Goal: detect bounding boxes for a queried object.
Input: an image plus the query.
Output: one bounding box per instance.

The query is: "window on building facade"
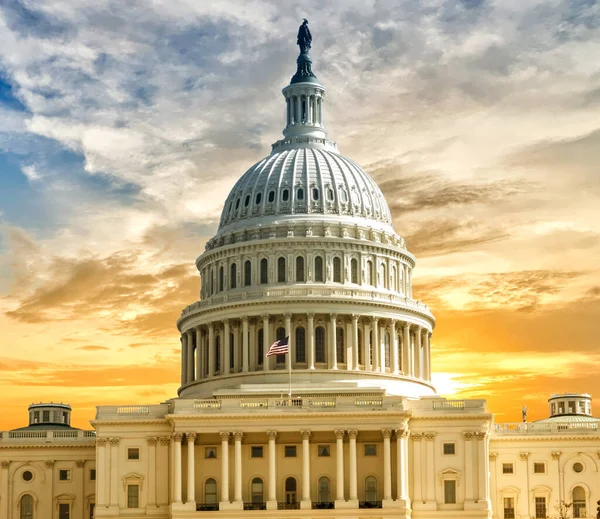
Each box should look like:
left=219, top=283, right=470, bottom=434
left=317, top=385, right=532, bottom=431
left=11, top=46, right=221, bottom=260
left=312, top=187, right=319, bottom=200
left=277, top=257, right=286, bottom=283
left=327, top=188, right=334, bottom=201
left=318, top=445, right=330, bottom=457
left=364, top=444, right=377, bottom=456
left=59, top=470, right=71, bottom=481
left=219, top=266, right=224, bottom=292
left=443, top=443, right=456, bottom=455
left=22, top=470, right=33, bottom=482
left=257, top=329, right=264, bottom=365
left=276, top=327, right=286, bottom=364
left=230, top=263, right=237, bottom=289
left=285, top=477, right=297, bottom=505
left=296, top=256, right=305, bottom=282
left=315, top=326, right=326, bottom=363
left=297, top=188, right=304, bottom=201
left=366, top=260, right=373, bottom=285
left=89, top=503, right=95, bottom=519
left=127, top=485, right=139, bottom=508
left=391, top=265, right=396, bottom=291
left=205, top=446, right=217, bottom=459
left=502, top=463, right=514, bottom=474
left=260, top=258, right=268, bottom=284
left=20, top=495, right=33, bottom=519
left=503, top=497, right=515, bottom=519
left=255, top=192, right=262, bottom=205
left=285, top=445, right=297, bottom=457
left=351, top=258, right=358, bottom=283
left=215, top=336, right=221, bottom=373
left=318, top=476, right=331, bottom=503
left=205, top=478, right=218, bottom=504
left=251, top=446, right=263, bottom=458
left=336, top=327, right=345, bottom=363
left=568, top=400, right=575, bottom=413
left=252, top=477, right=264, bottom=504
left=365, top=476, right=378, bottom=503
left=573, top=462, right=584, bottom=473
left=444, top=480, right=456, bottom=504
left=380, top=263, right=386, bottom=289
left=333, top=257, right=341, bottom=282
left=244, top=260, right=252, bottom=286
left=58, top=504, right=70, bottom=519
left=535, top=497, right=547, bottom=518
left=357, top=329, right=363, bottom=364
left=572, top=486, right=586, bottom=518
left=244, top=194, right=250, bottom=207
left=127, top=448, right=140, bottom=460
left=384, top=332, right=390, bottom=368
left=533, top=462, right=545, bottom=474
left=229, top=333, right=235, bottom=369
left=314, top=256, right=324, bottom=282
left=282, top=189, right=289, bottom=201
left=43, top=410, right=50, bottom=422
left=295, top=327, right=306, bottom=363
left=90, top=469, right=96, bottom=481
left=268, top=190, right=275, bottom=203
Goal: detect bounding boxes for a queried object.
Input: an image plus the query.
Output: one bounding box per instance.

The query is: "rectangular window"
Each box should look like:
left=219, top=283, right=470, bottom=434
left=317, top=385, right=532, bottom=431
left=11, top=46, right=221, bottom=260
left=34, top=411, right=39, bottom=423
left=58, top=503, right=70, bottom=519
left=443, top=480, right=456, bottom=504
left=90, top=469, right=96, bottom=481
left=443, top=443, right=455, bottom=455
left=318, top=445, right=330, bottom=457
left=503, top=497, right=515, bottom=519
left=364, top=444, right=377, bottom=456
left=568, top=400, right=575, bottom=413
left=502, top=463, right=514, bottom=474
left=533, top=462, right=546, bottom=474
left=535, top=497, right=547, bottom=518
left=43, top=410, right=50, bottom=422
left=89, top=503, right=95, bottom=519
left=251, top=446, right=263, bottom=458
left=127, top=448, right=140, bottom=460
left=59, top=469, right=71, bottom=481
left=284, top=445, right=297, bottom=457
left=205, top=447, right=217, bottom=459
left=127, top=484, right=139, bottom=508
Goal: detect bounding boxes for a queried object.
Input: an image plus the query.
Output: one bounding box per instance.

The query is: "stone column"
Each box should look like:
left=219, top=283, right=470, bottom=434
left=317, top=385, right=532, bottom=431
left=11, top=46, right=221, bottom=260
left=425, top=332, right=432, bottom=381
left=208, top=323, right=215, bottom=378
left=414, top=327, right=422, bottom=379
left=285, top=313, right=292, bottom=370
left=159, top=437, right=170, bottom=506
left=0, top=461, right=8, bottom=519
left=334, top=429, right=345, bottom=504
left=464, top=432, right=475, bottom=504
left=195, top=326, right=202, bottom=381
left=301, top=430, right=312, bottom=509
left=425, top=433, right=436, bottom=504
left=262, top=314, right=271, bottom=372
left=352, top=315, right=360, bottom=370
left=379, top=322, right=386, bottom=371
left=402, top=322, right=411, bottom=375
left=476, top=432, right=491, bottom=507
left=364, top=322, right=372, bottom=371
left=96, top=439, right=107, bottom=506
left=348, top=430, right=358, bottom=503
left=147, top=437, right=158, bottom=507
left=220, top=432, right=230, bottom=505
left=345, top=318, right=353, bottom=369
left=372, top=317, right=380, bottom=371
left=173, top=433, right=183, bottom=505
left=223, top=319, right=230, bottom=376
left=234, top=432, right=243, bottom=506
left=307, top=313, right=315, bottom=370
left=391, top=320, right=399, bottom=374
left=181, top=333, right=188, bottom=385
left=395, top=428, right=410, bottom=507
left=382, top=429, right=393, bottom=503
left=330, top=314, right=338, bottom=369
left=186, top=329, right=194, bottom=382
left=109, top=438, right=119, bottom=507
left=186, top=433, right=196, bottom=506
left=412, top=434, right=423, bottom=503
left=267, top=431, right=278, bottom=510
left=242, top=318, right=249, bottom=373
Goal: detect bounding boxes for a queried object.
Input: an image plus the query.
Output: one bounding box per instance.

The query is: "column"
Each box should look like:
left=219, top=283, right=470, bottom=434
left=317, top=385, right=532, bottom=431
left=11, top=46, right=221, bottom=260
left=267, top=431, right=278, bottom=509
left=414, top=326, right=422, bottom=379
left=425, top=433, right=435, bottom=503
left=208, top=323, right=215, bottom=378
left=96, top=439, right=107, bottom=506
left=307, top=313, right=315, bottom=369
left=220, top=432, right=230, bottom=504
left=352, top=315, right=359, bottom=370
left=345, top=319, right=353, bottom=370
left=403, top=323, right=411, bottom=375
left=334, top=429, right=345, bottom=503
left=173, top=433, right=183, bottom=505
left=391, top=321, right=399, bottom=374
left=301, top=431, right=312, bottom=508
left=379, top=322, right=386, bottom=371
left=382, top=429, right=392, bottom=502
left=412, top=434, right=422, bottom=503
left=364, top=322, right=372, bottom=371
left=372, top=317, right=380, bottom=371
left=147, top=437, right=158, bottom=507
left=109, top=438, right=119, bottom=507
left=285, top=313, right=292, bottom=371
left=187, top=329, right=195, bottom=382
left=262, top=314, right=271, bottom=372
left=395, top=429, right=410, bottom=506
left=185, top=433, right=196, bottom=506
left=464, top=432, right=475, bottom=504
left=348, top=430, right=358, bottom=503
left=330, top=314, right=338, bottom=369
left=424, top=332, right=431, bottom=381
left=234, top=432, right=243, bottom=505
left=476, top=432, right=490, bottom=506
left=295, top=96, right=301, bottom=124
left=196, top=327, right=202, bottom=381
left=0, top=461, right=8, bottom=519
left=181, top=333, right=188, bottom=385
left=242, top=318, right=249, bottom=372
left=306, top=96, right=312, bottom=124
left=223, top=319, right=230, bottom=376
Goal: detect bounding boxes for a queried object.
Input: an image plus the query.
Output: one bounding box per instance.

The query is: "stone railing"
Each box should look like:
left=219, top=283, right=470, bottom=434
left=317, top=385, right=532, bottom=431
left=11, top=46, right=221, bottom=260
left=95, top=403, right=170, bottom=421
left=0, top=430, right=96, bottom=443
left=412, top=398, right=487, bottom=412
left=493, top=422, right=599, bottom=435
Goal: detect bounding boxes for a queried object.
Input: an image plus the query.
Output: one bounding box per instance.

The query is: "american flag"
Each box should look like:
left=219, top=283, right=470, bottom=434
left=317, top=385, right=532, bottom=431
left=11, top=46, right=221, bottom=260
left=266, top=336, right=289, bottom=357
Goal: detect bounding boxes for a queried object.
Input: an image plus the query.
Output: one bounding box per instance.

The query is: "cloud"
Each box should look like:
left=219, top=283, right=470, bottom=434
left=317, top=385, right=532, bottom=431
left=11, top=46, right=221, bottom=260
left=76, top=345, right=110, bottom=351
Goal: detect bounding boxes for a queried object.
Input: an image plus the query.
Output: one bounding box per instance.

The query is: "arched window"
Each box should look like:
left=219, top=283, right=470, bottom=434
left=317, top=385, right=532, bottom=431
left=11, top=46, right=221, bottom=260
left=260, top=258, right=268, bottom=284
left=384, top=332, right=390, bottom=369
left=244, top=195, right=250, bottom=207
left=277, top=257, right=286, bottom=283
left=365, top=476, right=378, bottom=504
left=318, top=476, right=331, bottom=503
left=215, top=336, right=221, bottom=373
left=295, top=327, right=306, bottom=363
left=315, top=326, right=326, bottom=363
left=219, top=266, right=224, bottom=292
left=276, top=327, right=286, bottom=364
left=380, top=263, right=386, bottom=289
left=205, top=478, right=218, bottom=505
left=229, top=333, right=235, bottom=370
left=312, top=188, right=319, bottom=200
left=244, top=260, right=252, bottom=286
left=210, top=268, right=215, bottom=295
left=257, top=329, right=264, bottom=366
left=366, top=260, right=373, bottom=285
left=391, top=265, right=397, bottom=292
left=358, top=329, right=363, bottom=365
left=268, top=190, right=275, bottom=203
left=285, top=477, right=297, bottom=505
left=351, top=258, right=358, bottom=284
left=251, top=477, right=264, bottom=504
left=235, top=198, right=241, bottom=210
left=230, top=263, right=237, bottom=289
left=314, top=256, right=324, bottom=282
left=20, top=495, right=33, bottom=519
left=327, top=188, right=334, bottom=201
left=297, top=188, right=304, bottom=201
left=398, top=332, right=403, bottom=372
left=255, top=192, right=262, bottom=205
left=573, top=486, right=586, bottom=518
left=333, top=257, right=342, bottom=283
left=296, top=256, right=305, bottom=282
left=336, top=327, right=345, bottom=363
left=282, top=189, right=289, bottom=201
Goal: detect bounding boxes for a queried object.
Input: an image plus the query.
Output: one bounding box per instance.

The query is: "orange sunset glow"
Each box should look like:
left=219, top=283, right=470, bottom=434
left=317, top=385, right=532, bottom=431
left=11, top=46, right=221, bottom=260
left=1, top=1, right=599, bottom=431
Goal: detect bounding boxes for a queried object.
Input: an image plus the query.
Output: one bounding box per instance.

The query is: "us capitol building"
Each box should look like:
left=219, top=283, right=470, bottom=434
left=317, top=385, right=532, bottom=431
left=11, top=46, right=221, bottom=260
left=1, top=21, right=599, bottom=519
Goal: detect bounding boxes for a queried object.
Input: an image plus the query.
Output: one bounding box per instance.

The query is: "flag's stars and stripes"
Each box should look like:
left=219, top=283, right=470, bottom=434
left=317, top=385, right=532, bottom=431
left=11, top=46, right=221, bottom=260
left=266, top=336, right=289, bottom=357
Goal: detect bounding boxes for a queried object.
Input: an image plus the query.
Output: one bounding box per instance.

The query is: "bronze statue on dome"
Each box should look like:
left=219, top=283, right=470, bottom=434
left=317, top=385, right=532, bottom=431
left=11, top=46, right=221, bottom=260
left=297, top=19, right=312, bottom=54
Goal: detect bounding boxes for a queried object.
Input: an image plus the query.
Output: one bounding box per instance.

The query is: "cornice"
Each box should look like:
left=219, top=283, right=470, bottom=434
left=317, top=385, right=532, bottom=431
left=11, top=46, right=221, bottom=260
left=166, top=410, right=412, bottom=422
left=490, top=434, right=600, bottom=442
left=90, top=419, right=169, bottom=426
left=410, top=414, right=494, bottom=421
left=0, top=443, right=95, bottom=450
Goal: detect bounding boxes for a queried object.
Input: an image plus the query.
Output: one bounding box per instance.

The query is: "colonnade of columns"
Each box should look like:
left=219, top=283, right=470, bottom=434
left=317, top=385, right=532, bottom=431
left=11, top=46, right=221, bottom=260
left=180, top=314, right=432, bottom=386
left=286, top=93, right=323, bottom=126
left=171, top=427, right=412, bottom=510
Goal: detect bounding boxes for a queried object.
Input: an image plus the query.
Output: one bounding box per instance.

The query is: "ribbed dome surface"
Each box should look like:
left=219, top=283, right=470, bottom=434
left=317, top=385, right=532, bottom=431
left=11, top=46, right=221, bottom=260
left=218, top=147, right=393, bottom=231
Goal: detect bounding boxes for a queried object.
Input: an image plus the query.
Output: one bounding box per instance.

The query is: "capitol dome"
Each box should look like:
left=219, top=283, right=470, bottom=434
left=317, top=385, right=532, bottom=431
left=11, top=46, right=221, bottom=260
left=177, top=33, right=435, bottom=401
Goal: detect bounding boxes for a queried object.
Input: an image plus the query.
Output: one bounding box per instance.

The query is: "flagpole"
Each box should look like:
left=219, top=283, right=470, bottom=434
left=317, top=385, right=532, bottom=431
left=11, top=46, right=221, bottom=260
left=288, top=349, right=292, bottom=401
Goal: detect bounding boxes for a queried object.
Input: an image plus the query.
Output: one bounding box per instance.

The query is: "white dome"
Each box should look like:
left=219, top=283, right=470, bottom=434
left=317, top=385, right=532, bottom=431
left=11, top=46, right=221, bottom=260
left=218, top=147, right=394, bottom=234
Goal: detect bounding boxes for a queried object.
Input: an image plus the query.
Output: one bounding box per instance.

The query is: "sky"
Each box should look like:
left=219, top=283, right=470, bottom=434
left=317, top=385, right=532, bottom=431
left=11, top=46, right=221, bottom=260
left=0, top=0, right=599, bottom=430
